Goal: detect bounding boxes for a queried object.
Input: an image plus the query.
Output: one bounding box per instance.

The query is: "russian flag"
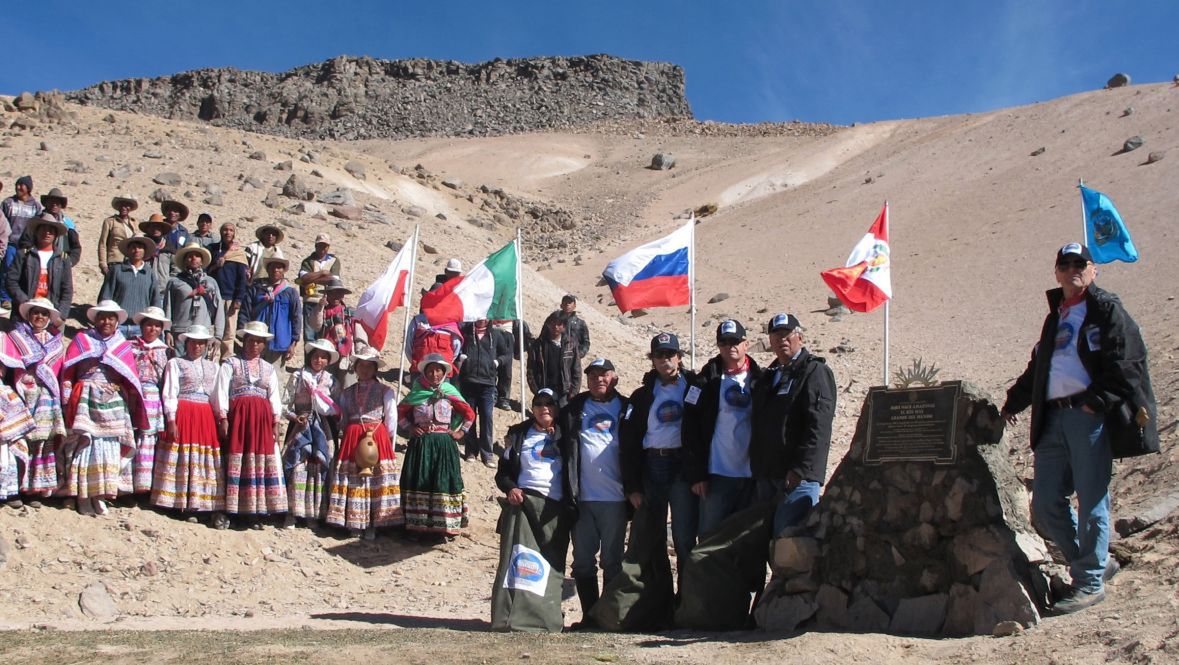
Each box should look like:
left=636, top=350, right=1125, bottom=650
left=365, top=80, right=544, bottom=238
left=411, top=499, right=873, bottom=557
left=602, top=221, right=692, bottom=313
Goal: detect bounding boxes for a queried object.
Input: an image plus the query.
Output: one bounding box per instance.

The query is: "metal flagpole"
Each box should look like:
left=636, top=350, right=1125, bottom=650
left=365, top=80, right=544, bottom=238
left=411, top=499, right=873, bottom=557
left=516, top=228, right=526, bottom=421
left=395, top=225, right=420, bottom=393
left=1078, top=178, right=1087, bottom=242
left=688, top=215, right=697, bottom=370
left=882, top=202, right=890, bottom=387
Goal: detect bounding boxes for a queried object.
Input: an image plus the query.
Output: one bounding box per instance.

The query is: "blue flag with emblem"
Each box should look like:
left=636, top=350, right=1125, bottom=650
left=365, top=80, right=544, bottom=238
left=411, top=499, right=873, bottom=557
left=1080, top=185, right=1138, bottom=264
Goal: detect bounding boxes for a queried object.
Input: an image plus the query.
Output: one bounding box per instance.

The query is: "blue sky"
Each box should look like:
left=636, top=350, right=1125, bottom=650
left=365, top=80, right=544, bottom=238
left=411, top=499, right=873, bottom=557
left=7, top=1, right=1179, bottom=125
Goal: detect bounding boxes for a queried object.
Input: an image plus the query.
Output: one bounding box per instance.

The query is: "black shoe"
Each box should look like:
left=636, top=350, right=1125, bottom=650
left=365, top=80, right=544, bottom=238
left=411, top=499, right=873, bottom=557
left=495, top=399, right=512, bottom=410
left=1053, top=587, right=1106, bottom=614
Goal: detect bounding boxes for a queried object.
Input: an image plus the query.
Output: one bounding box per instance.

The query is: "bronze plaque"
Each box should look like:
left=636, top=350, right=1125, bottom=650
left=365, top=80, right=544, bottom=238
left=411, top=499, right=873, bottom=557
left=863, top=382, right=962, bottom=465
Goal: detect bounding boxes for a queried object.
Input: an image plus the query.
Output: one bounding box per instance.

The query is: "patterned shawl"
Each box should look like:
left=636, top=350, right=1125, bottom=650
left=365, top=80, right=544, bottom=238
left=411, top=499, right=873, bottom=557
left=397, top=378, right=475, bottom=429
left=62, top=329, right=147, bottom=428
left=6, top=323, right=66, bottom=400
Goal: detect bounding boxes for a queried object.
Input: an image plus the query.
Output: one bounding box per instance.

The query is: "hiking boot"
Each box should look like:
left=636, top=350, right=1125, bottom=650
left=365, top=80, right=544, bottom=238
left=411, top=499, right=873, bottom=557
left=1104, top=558, right=1120, bottom=582
left=1053, top=587, right=1106, bottom=614
left=496, top=399, right=512, bottom=411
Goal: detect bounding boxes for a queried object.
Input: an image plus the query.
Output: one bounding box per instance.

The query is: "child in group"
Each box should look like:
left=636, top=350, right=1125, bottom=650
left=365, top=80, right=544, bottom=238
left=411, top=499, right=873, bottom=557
left=282, top=339, right=340, bottom=529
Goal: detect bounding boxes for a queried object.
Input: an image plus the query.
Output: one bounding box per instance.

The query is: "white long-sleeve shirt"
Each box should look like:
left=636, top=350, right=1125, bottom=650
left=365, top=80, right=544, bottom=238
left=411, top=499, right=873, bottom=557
left=161, top=356, right=219, bottom=419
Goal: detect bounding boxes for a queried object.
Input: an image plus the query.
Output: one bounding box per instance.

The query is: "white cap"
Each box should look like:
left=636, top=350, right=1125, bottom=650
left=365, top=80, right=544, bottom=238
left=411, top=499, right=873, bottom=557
left=445, top=258, right=462, bottom=273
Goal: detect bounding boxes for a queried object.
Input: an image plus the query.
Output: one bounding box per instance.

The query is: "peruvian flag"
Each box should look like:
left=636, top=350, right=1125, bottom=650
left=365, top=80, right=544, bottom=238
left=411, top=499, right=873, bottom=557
left=356, top=235, right=415, bottom=350
left=420, top=241, right=519, bottom=325
left=820, top=203, right=892, bottom=313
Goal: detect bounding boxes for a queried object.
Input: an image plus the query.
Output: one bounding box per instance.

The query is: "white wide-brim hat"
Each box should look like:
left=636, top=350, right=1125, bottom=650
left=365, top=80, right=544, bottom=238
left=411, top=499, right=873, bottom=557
left=416, top=352, right=453, bottom=375
left=173, top=241, right=212, bottom=269
left=305, top=339, right=341, bottom=365
left=87, top=300, right=129, bottom=325
left=236, top=320, right=274, bottom=340
left=18, top=297, right=62, bottom=327
left=349, top=347, right=385, bottom=370
left=179, top=325, right=215, bottom=343
left=131, top=306, right=171, bottom=329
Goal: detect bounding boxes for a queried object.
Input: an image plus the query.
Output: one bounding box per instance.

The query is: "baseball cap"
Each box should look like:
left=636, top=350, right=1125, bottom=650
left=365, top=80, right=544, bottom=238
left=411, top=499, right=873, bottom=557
left=584, top=357, right=616, bottom=373
left=716, top=319, right=746, bottom=342
left=1056, top=243, right=1093, bottom=264
left=650, top=332, right=681, bottom=353
left=445, top=258, right=462, bottom=273
left=768, top=313, right=802, bottom=334
left=532, top=388, right=557, bottom=405
left=315, top=233, right=331, bottom=245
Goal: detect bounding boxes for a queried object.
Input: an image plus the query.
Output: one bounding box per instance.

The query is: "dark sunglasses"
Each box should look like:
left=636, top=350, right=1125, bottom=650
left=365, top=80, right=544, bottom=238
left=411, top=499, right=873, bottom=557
left=651, top=350, right=679, bottom=359
left=1056, top=260, right=1090, bottom=271
left=717, top=338, right=744, bottom=347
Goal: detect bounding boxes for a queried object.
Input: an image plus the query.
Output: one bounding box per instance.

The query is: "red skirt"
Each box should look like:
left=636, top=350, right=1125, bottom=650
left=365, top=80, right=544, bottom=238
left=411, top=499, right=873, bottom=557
left=226, top=395, right=276, bottom=455
left=338, top=423, right=395, bottom=462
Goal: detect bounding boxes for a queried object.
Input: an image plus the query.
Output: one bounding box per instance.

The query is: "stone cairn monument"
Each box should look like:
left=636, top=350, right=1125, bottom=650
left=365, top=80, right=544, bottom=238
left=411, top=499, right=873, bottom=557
left=755, top=381, right=1054, bottom=636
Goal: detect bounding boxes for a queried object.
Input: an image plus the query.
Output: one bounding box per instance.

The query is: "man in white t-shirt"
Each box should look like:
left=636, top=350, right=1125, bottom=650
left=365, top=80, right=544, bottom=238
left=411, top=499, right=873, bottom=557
left=683, top=319, right=762, bottom=539
left=559, top=357, right=629, bottom=628
left=1002, top=243, right=1158, bottom=615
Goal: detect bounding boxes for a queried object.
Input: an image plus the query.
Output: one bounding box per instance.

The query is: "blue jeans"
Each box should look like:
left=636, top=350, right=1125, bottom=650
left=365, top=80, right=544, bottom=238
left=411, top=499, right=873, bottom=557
left=1032, top=407, right=1112, bottom=593
left=303, top=301, right=320, bottom=342
left=118, top=323, right=142, bottom=339
left=642, top=451, right=699, bottom=561
left=757, top=478, right=822, bottom=538
left=0, top=245, right=15, bottom=302
left=460, top=381, right=497, bottom=461
left=572, top=500, right=628, bottom=584
left=697, top=474, right=754, bottom=539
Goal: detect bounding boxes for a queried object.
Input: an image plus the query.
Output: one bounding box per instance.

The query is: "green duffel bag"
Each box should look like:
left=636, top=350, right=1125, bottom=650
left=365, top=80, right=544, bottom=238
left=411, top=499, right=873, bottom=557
left=674, top=501, right=775, bottom=631
left=589, top=502, right=675, bottom=632
left=490, top=495, right=571, bottom=633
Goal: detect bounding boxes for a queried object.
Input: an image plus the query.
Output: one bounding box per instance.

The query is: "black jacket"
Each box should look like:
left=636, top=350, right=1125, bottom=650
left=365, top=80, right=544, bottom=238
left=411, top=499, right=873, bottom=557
left=496, top=418, right=575, bottom=506
left=1003, top=284, right=1158, bottom=457
left=527, top=336, right=576, bottom=400
left=560, top=311, right=591, bottom=359
left=458, top=324, right=512, bottom=386
left=7, top=245, right=73, bottom=319
left=559, top=390, right=630, bottom=499
left=619, top=367, right=697, bottom=495
left=682, top=355, right=762, bottom=484
left=749, top=348, right=836, bottom=483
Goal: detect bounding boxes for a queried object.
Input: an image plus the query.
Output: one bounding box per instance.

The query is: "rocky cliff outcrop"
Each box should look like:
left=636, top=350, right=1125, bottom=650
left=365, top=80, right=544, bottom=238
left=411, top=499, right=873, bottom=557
left=66, top=54, right=692, bottom=140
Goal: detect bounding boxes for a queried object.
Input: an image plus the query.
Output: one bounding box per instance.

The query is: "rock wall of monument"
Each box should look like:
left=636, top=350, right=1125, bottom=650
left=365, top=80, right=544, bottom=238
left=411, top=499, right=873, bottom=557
left=65, top=54, right=693, bottom=140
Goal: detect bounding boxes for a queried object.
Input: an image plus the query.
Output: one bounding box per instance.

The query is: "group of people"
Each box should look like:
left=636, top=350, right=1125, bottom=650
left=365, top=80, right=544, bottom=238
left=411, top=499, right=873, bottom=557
left=494, top=314, right=838, bottom=629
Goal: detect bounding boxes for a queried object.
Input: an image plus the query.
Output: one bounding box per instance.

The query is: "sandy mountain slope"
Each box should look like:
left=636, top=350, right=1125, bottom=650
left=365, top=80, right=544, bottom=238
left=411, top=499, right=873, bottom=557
left=0, top=84, right=1177, bottom=663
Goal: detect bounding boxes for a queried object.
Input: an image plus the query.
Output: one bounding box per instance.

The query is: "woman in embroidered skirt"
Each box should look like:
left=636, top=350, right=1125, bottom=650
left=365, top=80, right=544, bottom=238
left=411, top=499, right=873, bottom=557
left=5, top=297, right=67, bottom=505
left=213, top=320, right=286, bottom=527
left=398, top=352, right=474, bottom=542
left=282, top=339, right=340, bottom=529
left=325, top=347, right=402, bottom=539
left=127, top=307, right=172, bottom=495
left=61, top=300, right=147, bottom=516
left=154, top=324, right=227, bottom=528
left=0, top=332, right=35, bottom=506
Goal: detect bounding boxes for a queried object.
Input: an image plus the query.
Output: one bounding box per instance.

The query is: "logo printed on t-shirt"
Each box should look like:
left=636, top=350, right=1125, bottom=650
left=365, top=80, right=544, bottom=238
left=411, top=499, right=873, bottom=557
left=1055, top=322, right=1075, bottom=350
left=584, top=412, right=617, bottom=433
left=525, top=435, right=560, bottom=461
left=654, top=399, right=683, bottom=424
left=723, top=383, right=751, bottom=408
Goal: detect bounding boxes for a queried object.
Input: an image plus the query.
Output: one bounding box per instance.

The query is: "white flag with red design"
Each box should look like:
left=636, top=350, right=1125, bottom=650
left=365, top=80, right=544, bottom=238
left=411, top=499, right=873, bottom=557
left=356, top=235, right=415, bottom=350
left=820, top=203, right=892, bottom=313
